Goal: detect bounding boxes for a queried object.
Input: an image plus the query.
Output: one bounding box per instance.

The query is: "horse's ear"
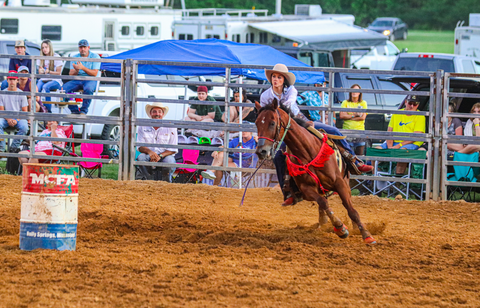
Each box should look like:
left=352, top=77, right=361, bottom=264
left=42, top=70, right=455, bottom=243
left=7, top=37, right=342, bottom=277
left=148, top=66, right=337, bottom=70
left=272, top=98, right=279, bottom=110
left=254, top=101, right=261, bottom=112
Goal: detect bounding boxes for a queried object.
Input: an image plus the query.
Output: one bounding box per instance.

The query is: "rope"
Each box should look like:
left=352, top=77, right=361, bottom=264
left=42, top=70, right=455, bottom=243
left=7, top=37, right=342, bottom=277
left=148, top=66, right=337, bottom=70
left=239, top=158, right=266, bottom=207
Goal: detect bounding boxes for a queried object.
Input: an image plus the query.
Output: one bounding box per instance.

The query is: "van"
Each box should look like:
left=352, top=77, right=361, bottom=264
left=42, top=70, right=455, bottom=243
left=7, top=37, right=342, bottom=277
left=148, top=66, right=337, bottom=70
left=392, top=53, right=480, bottom=73
left=350, top=41, right=400, bottom=70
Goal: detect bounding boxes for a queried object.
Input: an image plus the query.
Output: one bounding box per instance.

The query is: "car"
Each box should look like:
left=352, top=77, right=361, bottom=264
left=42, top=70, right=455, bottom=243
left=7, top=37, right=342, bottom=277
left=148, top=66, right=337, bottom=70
left=350, top=41, right=401, bottom=70
left=0, top=40, right=40, bottom=74
left=367, top=17, right=408, bottom=42
left=392, top=52, right=480, bottom=73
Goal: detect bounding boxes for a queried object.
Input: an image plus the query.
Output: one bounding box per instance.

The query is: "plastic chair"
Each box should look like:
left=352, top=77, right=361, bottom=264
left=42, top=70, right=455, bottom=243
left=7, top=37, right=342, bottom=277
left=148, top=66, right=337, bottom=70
left=447, top=152, right=480, bottom=201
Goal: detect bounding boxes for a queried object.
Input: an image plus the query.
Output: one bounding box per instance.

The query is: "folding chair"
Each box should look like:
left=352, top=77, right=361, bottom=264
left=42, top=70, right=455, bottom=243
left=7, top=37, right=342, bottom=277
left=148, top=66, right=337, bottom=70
left=73, top=143, right=109, bottom=178
left=447, top=152, right=480, bottom=202
left=44, top=124, right=75, bottom=164
left=368, top=148, right=427, bottom=200
left=172, top=149, right=203, bottom=184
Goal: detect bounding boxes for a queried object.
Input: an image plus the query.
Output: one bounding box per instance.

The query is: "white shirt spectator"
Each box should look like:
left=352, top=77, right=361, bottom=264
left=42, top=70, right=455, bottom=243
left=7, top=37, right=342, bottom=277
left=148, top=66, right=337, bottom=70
left=137, top=126, right=178, bottom=155
left=36, top=54, right=64, bottom=86
left=260, top=86, right=300, bottom=116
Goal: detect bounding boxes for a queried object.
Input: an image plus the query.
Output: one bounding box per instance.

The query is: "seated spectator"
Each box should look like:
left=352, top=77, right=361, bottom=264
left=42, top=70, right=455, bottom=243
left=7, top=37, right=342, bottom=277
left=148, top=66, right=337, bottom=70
left=16, top=66, right=46, bottom=113
left=201, top=128, right=257, bottom=186
left=458, top=102, right=480, bottom=154
left=184, top=86, right=222, bottom=122
left=1, top=40, right=32, bottom=90
left=37, top=39, right=64, bottom=113
left=446, top=102, right=464, bottom=156
left=376, top=95, right=425, bottom=150
left=339, top=84, right=367, bottom=155
left=0, top=71, right=28, bottom=152
left=222, top=90, right=255, bottom=123
left=18, top=120, right=66, bottom=165
left=137, top=102, right=178, bottom=182
left=297, top=79, right=335, bottom=125
left=63, top=39, right=100, bottom=115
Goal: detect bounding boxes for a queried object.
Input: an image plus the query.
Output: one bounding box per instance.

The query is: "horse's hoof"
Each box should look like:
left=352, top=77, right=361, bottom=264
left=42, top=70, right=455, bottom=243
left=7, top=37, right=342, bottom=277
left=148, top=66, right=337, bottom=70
left=364, top=236, right=377, bottom=244
left=333, top=224, right=349, bottom=239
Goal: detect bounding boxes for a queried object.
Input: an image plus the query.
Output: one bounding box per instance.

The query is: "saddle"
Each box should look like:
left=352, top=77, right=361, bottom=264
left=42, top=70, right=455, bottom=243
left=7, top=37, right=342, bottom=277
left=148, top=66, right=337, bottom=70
left=306, top=126, right=345, bottom=174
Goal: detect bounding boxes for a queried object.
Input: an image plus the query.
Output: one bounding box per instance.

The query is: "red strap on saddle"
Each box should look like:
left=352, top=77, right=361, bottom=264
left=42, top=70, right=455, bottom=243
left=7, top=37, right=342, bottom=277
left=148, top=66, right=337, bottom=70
left=284, top=134, right=335, bottom=194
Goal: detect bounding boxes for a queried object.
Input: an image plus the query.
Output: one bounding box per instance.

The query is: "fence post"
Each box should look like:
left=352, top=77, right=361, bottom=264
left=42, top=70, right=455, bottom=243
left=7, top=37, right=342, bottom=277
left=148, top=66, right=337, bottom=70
left=222, top=68, right=231, bottom=173
left=432, top=69, right=444, bottom=200
left=440, top=72, right=450, bottom=200
left=128, top=61, right=138, bottom=181
left=122, top=59, right=133, bottom=181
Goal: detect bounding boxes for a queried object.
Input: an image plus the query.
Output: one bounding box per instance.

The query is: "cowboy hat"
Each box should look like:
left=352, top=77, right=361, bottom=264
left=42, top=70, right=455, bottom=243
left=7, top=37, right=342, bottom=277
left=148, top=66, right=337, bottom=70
left=145, top=102, right=169, bottom=118
left=265, top=63, right=296, bottom=86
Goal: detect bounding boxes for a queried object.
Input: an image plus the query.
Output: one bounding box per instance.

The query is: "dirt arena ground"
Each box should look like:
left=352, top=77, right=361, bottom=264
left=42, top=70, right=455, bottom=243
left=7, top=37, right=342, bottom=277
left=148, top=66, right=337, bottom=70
left=1, top=174, right=480, bottom=307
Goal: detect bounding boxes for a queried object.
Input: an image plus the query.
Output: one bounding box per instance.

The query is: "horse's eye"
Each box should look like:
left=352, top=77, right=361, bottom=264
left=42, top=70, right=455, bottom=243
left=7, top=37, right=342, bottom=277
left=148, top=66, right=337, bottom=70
left=270, top=121, right=275, bottom=127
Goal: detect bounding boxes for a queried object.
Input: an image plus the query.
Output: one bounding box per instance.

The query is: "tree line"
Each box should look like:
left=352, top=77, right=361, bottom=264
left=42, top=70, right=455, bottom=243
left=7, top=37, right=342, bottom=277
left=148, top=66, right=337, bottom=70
left=179, top=0, right=480, bottom=30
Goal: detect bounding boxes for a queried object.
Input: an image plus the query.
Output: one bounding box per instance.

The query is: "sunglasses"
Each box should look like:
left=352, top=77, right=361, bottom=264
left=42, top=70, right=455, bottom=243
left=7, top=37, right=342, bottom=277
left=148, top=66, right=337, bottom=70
left=407, top=101, right=419, bottom=106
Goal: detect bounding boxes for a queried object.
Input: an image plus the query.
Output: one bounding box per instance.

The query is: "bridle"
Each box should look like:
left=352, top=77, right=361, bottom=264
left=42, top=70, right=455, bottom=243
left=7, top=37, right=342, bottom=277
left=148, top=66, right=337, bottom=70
left=257, top=109, right=292, bottom=157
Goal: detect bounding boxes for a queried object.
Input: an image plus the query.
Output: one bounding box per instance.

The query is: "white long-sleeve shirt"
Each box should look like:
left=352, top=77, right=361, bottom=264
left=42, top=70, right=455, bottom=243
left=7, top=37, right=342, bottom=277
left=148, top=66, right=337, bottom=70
left=137, top=126, right=178, bottom=154
left=259, top=86, right=300, bottom=116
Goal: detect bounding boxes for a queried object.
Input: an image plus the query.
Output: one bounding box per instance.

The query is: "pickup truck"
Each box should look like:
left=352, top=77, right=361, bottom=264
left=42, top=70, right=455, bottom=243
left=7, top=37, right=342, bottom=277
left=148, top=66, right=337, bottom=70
left=392, top=53, right=480, bottom=73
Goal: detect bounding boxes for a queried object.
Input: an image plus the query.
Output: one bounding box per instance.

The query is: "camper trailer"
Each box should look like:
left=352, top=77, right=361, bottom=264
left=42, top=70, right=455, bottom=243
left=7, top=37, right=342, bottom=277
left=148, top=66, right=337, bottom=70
left=172, top=5, right=387, bottom=68
left=455, top=13, right=480, bottom=57
left=0, top=0, right=180, bottom=53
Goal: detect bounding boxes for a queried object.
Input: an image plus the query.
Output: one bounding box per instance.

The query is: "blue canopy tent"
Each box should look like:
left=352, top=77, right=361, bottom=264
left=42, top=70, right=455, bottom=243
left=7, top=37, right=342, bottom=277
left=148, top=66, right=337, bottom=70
left=101, top=39, right=324, bottom=84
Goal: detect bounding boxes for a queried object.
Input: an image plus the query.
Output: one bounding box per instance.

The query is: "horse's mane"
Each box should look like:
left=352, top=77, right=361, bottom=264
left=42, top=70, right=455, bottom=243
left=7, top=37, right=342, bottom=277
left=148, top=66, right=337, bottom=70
left=257, top=102, right=311, bottom=130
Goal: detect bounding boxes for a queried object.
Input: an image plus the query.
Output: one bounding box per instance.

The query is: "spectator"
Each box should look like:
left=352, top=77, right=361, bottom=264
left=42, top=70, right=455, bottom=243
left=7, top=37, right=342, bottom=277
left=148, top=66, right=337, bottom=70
left=201, top=128, right=257, bottom=186
left=339, top=84, right=367, bottom=155
left=222, top=90, right=255, bottom=123
left=296, top=79, right=335, bottom=125
left=376, top=95, right=425, bottom=150
left=458, top=102, right=480, bottom=154
left=0, top=71, right=28, bottom=152
left=1, top=40, right=32, bottom=90
left=446, top=102, right=464, bottom=156
left=185, top=86, right=222, bottom=122
left=63, top=39, right=100, bottom=115
left=37, top=39, right=64, bottom=113
left=137, top=102, right=178, bottom=182
left=17, top=66, right=46, bottom=113
left=18, top=120, right=66, bottom=165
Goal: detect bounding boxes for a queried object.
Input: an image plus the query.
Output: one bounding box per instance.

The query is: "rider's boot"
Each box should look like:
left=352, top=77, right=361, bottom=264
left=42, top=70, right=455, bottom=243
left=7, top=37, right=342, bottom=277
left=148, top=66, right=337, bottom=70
left=337, top=146, right=373, bottom=174
left=281, top=175, right=303, bottom=206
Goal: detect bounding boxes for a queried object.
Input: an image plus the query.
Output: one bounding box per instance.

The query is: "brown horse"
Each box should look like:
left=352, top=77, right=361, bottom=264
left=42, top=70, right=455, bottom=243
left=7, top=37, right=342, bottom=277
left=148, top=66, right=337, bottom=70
left=254, top=99, right=376, bottom=244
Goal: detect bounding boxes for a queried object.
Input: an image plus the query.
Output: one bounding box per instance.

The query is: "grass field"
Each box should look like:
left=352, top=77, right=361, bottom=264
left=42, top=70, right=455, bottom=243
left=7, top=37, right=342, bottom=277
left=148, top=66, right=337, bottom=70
left=393, top=30, right=454, bottom=54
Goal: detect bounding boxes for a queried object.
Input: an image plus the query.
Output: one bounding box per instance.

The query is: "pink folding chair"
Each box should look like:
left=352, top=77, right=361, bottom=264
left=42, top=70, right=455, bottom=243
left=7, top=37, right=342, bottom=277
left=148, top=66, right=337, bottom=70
left=76, top=143, right=108, bottom=178
left=172, top=149, right=202, bottom=183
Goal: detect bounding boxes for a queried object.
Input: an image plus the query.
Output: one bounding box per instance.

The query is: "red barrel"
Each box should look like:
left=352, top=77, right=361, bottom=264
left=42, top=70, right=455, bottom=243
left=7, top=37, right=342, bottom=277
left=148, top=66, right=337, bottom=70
left=22, top=164, right=79, bottom=194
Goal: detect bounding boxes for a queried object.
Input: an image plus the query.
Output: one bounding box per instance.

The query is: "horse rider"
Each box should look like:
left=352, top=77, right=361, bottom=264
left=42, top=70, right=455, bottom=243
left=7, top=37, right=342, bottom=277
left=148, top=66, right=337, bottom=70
left=259, top=63, right=373, bottom=206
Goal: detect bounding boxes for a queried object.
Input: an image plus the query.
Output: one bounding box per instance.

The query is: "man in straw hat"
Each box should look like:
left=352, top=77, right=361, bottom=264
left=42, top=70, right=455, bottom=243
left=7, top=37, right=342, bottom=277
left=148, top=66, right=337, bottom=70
left=1, top=40, right=32, bottom=90
left=136, top=102, right=178, bottom=182
left=260, top=63, right=372, bottom=206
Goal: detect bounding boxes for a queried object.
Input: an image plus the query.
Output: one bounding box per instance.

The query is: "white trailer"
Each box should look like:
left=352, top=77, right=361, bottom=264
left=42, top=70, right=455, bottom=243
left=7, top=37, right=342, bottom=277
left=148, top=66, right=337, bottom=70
left=455, top=13, right=480, bottom=57
left=0, top=0, right=180, bottom=53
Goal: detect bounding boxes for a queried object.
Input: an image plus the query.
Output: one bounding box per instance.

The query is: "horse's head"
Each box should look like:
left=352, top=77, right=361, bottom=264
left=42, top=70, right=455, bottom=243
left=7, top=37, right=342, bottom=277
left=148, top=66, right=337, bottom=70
left=254, top=98, right=281, bottom=160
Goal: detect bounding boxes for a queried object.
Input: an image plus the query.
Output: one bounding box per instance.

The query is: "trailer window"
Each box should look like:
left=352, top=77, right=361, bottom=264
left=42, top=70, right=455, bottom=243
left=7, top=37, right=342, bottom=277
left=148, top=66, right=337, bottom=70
left=187, top=34, right=193, bottom=40
left=150, top=26, right=159, bottom=36
left=179, top=34, right=185, bottom=40
left=250, top=33, right=255, bottom=43
left=41, top=26, right=62, bottom=41
left=136, top=26, right=145, bottom=36
left=259, top=32, right=268, bottom=44
left=121, top=26, right=130, bottom=36
left=1, top=19, right=19, bottom=34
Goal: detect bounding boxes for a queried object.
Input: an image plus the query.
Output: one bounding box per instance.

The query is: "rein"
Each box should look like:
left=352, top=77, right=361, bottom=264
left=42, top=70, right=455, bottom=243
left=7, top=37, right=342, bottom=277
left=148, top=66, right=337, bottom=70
left=240, top=109, right=291, bottom=207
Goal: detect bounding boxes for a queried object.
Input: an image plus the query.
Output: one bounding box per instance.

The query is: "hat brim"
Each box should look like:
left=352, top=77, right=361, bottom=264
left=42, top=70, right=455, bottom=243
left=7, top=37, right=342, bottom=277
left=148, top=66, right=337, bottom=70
left=265, top=69, right=296, bottom=86
left=146, top=104, right=169, bottom=118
